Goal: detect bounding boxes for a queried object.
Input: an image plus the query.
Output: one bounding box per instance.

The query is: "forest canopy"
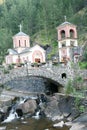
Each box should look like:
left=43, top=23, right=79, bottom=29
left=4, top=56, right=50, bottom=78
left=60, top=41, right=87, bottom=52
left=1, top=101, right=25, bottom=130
left=0, top=0, right=87, bottom=63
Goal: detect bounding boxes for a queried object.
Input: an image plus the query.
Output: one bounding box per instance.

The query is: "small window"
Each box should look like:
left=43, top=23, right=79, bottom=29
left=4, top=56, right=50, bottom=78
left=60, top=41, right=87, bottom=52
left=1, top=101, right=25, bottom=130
left=62, top=43, right=66, bottom=47
left=61, top=73, right=67, bottom=78
left=25, top=40, right=26, bottom=47
left=70, top=41, right=75, bottom=47
left=19, top=40, right=21, bottom=47
left=62, top=41, right=66, bottom=47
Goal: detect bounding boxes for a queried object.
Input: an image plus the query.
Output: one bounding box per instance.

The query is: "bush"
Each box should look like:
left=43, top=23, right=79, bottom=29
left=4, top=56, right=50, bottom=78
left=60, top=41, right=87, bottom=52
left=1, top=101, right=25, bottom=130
left=74, top=97, right=85, bottom=113
left=73, top=75, right=83, bottom=90
left=3, top=68, right=9, bottom=74
left=31, top=62, right=39, bottom=67
left=0, top=84, right=4, bottom=88
left=65, top=79, right=75, bottom=95
left=41, top=62, right=46, bottom=65
left=79, top=105, right=85, bottom=113
left=8, top=64, right=14, bottom=70
left=79, top=62, right=87, bottom=69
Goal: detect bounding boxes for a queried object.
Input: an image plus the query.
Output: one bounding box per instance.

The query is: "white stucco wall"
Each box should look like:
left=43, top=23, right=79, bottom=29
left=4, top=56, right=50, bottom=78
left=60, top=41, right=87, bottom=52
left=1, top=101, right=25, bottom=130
left=29, top=45, right=46, bottom=63
left=58, top=38, right=78, bottom=62
left=17, top=45, right=46, bottom=63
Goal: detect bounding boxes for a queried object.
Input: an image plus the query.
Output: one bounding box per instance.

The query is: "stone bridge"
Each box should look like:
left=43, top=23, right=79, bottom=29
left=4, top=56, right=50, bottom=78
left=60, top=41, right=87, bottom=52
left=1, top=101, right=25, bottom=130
left=0, top=65, right=74, bottom=87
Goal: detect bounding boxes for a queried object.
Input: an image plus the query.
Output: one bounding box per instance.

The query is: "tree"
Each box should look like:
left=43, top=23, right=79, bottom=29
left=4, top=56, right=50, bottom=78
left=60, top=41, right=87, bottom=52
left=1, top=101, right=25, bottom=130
left=82, top=43, right=87, bottom=62
left=0, top=0, right=86, bottom=64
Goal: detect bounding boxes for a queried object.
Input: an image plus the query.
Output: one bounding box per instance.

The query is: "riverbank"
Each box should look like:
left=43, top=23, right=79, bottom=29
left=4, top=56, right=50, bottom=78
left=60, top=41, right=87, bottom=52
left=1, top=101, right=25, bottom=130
left=0, top=90, right=87, bottom=130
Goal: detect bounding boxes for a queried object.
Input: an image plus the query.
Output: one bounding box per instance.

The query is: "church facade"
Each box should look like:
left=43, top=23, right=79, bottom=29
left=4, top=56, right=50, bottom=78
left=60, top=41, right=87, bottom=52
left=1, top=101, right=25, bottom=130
left=5, top=25, right=46, bottom=65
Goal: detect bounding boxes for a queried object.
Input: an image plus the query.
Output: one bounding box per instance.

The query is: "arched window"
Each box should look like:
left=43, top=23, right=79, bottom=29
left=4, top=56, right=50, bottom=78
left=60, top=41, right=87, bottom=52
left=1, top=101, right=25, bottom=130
left=70, top=29, right=74, bottom=38
left=61, top=30, right=65, bottom=39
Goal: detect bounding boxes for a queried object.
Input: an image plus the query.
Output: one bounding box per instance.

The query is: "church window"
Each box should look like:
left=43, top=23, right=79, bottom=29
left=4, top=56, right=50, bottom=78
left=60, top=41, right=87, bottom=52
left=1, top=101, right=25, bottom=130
left=25, top=40, right=26, bottom=47
left=70, top=41, right=75, bottom=46
left=70, top=29, right=74, bottom=38
left=61, top=30, right=65, bottom=39
left=19, top=40, right=21, bottom=47
left=62, top=41, right=66, bottom=47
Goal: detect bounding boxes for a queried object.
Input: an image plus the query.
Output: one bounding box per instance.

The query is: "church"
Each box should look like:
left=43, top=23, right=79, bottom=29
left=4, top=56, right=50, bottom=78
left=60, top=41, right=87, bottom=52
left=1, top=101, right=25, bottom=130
left=5, top=19, right=81, bottom=65
left=5, top=25, right=46, bottom=65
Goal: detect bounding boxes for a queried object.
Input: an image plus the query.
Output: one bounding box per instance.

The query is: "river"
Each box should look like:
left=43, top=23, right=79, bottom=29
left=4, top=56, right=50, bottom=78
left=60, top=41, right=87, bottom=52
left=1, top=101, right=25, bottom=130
left=1, top=76, right=70, bottom=130
left=0, top=118, right=70, bottom=130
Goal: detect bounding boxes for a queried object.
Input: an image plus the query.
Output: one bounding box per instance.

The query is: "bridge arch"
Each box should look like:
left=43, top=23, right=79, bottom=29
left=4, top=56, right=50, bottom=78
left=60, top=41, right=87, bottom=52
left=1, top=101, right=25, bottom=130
left=4, top=75, right=64, bottom=95
left=0, top=66, right=72, bottom=94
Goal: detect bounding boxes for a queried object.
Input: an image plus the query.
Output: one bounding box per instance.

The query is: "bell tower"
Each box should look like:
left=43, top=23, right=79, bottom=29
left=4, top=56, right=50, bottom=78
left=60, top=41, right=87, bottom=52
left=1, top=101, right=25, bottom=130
left=13, top=24, right=30, bottom=53
left=57, top=18, right=78, bottom=63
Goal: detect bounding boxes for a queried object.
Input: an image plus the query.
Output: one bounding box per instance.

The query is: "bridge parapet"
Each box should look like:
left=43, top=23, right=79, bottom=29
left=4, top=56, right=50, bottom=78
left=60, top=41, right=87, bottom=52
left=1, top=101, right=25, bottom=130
left=0, top=65, right=74, bottom=87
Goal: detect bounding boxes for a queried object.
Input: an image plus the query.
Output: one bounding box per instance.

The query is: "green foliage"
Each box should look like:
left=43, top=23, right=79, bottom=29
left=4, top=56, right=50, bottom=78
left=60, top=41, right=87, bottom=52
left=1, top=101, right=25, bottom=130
left=76, top=76, right=83, bottom=82
left=47, top=41, right=58, bottom=60
left=6, top=86, right=12, bottom=90
left=70, top=7, right=87, bottom=46
left=8, top=64, right=14, bottom=70
left=79, top=105, right=85, bottom=113
left=0, top=83, right=4, bottom=88
left=79, top=62, right=87, bottom=69
left=0, top=83, right=4, bottom=94
left=0, top=28, right=12, bottom=64
left=65, top=79, right=75, bottom=95
left=33, top=62, right=38, bottom=65
left=31, top=62, right=39, bottom=67
left=65, top=77, right=85, bottom=113
left=3, top=68, right=9, bottom=74
left=82, top=45, right=87, bottom=62
left=74, top=96, right=85, bottom=113
left=0, top=0, right=86, bottom=64
left=73, top=75, right=83, bottom=90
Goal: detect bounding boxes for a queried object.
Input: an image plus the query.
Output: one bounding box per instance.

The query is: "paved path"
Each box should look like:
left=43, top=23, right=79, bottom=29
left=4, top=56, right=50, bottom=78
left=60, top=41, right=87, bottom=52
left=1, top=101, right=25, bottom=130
left=1, top=90, right=43, bottom=98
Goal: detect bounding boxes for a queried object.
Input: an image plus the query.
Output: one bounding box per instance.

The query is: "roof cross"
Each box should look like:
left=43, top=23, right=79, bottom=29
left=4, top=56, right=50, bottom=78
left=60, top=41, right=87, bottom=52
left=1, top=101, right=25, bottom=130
left=18, top=24, right=22, bottom=32
left=64, top=16, right=67, bottom=22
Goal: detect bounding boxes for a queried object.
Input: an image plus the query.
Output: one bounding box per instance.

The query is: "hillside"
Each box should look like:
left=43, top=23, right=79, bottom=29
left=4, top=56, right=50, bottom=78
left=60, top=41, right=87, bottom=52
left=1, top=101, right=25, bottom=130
left=0, top=0, right=87, bottom=63
left=70, top=7, right=87, bottom=45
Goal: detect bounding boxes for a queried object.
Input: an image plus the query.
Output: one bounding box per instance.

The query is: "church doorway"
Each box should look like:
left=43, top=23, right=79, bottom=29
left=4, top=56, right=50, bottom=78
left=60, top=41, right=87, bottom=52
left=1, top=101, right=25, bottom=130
left=35, top=58, right=41, bottom=63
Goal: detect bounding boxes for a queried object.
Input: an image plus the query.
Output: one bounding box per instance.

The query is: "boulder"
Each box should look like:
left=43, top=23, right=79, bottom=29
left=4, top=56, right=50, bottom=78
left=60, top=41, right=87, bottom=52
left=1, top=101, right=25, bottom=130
left=53, top=121, right=64, bottom=128
left=0, top=126, right=6, bottom=130
left=70, top=123, right=86, bottom=130
left=44, top=96, right=61, bottom=119
left=70, top=113, right=87, bottom=130
left=16, top=99, right=37, bottom=114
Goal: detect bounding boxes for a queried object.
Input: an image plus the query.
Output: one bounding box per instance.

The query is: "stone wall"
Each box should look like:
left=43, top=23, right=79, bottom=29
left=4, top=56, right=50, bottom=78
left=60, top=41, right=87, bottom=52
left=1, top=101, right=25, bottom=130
left=5, top=77, right=47, bottom=93
left=0, top=65, right=74, bottom=87
left=0, top=65, right=87, bottom=91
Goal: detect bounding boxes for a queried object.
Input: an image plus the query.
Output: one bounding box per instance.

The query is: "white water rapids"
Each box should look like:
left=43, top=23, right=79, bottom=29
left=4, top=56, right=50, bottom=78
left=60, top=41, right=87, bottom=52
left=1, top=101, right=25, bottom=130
left=2, top=96, right=40, bottom=123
